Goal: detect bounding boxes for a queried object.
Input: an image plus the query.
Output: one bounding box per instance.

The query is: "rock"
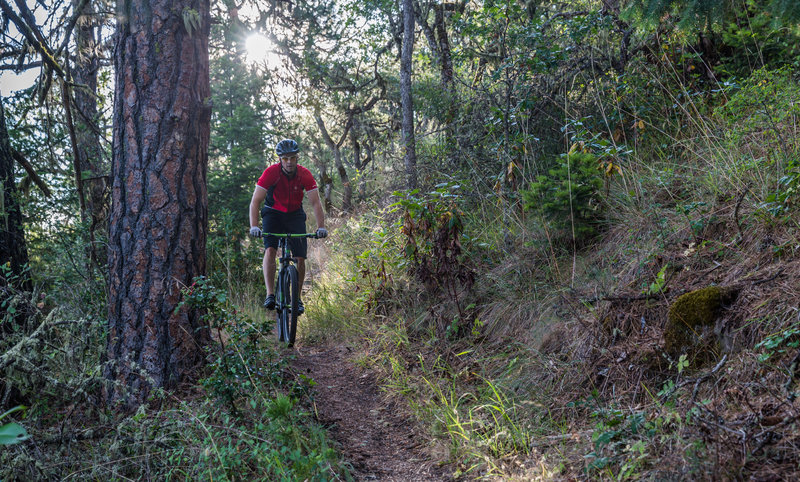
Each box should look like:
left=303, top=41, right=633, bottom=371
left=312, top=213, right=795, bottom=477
left=664, top=286, right=739, bottom=362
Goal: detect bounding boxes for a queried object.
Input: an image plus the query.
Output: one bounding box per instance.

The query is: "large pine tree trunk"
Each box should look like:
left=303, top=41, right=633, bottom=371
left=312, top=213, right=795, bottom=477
left=106, top=0, right=211, bottom=408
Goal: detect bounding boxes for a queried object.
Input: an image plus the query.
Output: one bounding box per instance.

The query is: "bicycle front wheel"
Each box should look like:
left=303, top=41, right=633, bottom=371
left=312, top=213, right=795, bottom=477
left=277, top=268, right=289, bottom=343
left=277, top=265, right=300, bottom=347
left=284, top=264, right=300, bottom=347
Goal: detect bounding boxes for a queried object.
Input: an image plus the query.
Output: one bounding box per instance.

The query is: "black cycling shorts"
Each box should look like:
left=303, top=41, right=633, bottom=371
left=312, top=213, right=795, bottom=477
left=261, top=207, right=308, bottom=258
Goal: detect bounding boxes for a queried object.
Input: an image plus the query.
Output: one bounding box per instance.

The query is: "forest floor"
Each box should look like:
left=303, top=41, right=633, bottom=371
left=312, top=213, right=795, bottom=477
left=290, top=343, right=454, bottom=481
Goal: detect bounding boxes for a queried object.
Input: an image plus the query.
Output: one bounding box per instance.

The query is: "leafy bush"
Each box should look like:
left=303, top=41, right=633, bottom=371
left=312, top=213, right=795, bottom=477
left=719, top=2, right=800, bottom=77
left=761, top=156, right=800, bottom=216
left=755, top=321, right=800, bottom=362
left=207, top=208, right=264, bottom=301
left=172, top=277, right=346, bottom=479
left=716, top=66, right=800, bottom=139
left=584, top=405, right=654, bottom=478
left=391, top=184, right=477, bottom=329
left=715, top=67, right=800, bottom=215
left=176, top=277, right=285, bottom=410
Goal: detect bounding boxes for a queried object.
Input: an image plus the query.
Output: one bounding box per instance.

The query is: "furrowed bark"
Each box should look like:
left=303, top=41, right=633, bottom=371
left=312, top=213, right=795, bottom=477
left=106, top=0, right=211, bottom=409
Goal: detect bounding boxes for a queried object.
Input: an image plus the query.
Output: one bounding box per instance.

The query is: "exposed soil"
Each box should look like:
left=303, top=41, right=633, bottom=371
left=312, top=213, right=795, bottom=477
left=290, top=343, right=453, bottom=481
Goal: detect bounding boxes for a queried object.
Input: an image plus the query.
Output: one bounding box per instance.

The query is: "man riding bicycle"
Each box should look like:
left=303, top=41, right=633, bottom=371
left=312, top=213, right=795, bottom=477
left=249, top=139, right=327, bottom=314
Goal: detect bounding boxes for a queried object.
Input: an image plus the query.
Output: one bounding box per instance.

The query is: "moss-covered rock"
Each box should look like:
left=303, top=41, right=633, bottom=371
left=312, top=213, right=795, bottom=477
left=664, top=286, right=738, bottom=360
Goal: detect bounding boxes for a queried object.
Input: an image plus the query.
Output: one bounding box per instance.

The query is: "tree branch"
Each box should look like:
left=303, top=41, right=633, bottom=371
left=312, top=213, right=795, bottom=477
left=0, top=61, right=43, bottom=71
left=55, top=0, right=92, bottom=57
left=12, top=149, right=51, bottom=197
left=0, top=0, right=66, bottom=79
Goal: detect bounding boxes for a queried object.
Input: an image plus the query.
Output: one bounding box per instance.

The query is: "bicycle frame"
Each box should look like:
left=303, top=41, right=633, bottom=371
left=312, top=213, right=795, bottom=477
left=261, top=232, right=318, bottom=347
left=268, top=232, right=317, bottom=276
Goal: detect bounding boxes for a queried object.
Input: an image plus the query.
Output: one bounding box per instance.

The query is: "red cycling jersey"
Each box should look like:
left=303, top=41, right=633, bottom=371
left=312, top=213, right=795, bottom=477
left=256, top=164, right=318, bottom=213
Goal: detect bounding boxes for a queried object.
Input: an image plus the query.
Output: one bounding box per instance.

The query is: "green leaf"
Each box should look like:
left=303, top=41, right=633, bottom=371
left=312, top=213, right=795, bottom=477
left=0, top=422, right=30, bottom=445
left=594, top=429, right=617, bottom=447
left=677, top=354, right=689, bottom=374
left=0, top=405, right=26, bottom=421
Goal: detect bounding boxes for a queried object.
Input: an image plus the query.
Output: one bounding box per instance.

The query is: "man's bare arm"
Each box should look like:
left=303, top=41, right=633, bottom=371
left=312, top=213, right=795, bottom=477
left=307, top=189, right=326, bottom=231
left=249, top=185, right=267, bottom=228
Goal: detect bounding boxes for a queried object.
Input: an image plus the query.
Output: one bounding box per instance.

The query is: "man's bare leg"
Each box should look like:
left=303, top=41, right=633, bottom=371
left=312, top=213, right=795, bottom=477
left=296, top=257, right=306, bottom=289
left=264, top=247, right=277, bottom=296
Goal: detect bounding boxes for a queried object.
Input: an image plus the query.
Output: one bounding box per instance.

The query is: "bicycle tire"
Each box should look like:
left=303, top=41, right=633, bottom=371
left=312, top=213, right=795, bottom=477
left=277, top=268, right=289, bottom=343
left=285, top=264, right=300, bottom=347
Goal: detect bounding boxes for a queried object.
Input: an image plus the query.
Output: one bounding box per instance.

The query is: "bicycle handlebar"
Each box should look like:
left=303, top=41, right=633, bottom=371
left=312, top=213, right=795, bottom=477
left=259, top=232, right=320, bottom=239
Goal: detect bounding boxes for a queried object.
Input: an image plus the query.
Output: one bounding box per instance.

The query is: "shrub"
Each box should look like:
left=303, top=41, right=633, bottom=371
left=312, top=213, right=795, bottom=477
left=391, top=184, right=476, bottom=308
left=521, top=151, right=606, bottom=244
left=714, top=67, right=800, bottom=215
left=716, top=66, right=800, bottom=141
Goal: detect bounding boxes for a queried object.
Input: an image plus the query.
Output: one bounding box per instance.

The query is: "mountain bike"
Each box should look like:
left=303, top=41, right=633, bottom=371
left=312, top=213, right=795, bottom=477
left=261, top=232, right=319, bottom=347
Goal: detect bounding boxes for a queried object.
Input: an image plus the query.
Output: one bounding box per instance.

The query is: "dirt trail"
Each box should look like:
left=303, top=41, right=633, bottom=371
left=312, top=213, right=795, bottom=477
left=291, top=343, right=452, bottom=481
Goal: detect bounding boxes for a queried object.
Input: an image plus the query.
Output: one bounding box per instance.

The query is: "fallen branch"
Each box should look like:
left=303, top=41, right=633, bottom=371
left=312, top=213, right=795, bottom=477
left=693, top=412, right=746, bottom=440
left=751, top=268, right=785, bottom=286
left=691, top=354, right=728, bottom=401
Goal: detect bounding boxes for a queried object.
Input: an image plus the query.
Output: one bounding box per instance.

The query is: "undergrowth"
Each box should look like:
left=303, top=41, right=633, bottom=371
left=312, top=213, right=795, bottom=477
left=302, top=63, right=800, bottom=479
left=1, top=229, right=350, bottom=480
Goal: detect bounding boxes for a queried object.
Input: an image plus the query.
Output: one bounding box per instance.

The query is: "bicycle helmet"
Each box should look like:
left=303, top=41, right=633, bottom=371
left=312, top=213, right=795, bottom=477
left=275, top=139, right=300, bottom=156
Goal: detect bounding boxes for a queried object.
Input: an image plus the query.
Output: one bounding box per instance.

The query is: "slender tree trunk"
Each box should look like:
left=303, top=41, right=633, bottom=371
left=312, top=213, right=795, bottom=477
left=350, top=127, right=373, bottom=203
left=401, top=0, right=417, bottom=189
left=414, top=2, right=454, bottom=92
left=336, top=155, right=352, bottom=213
left=350, top=128, right=362, bottom=203
left=72, top=0, right=108, bottom=272
left=433, top=5, right=453, bottom=90
left=315, top=114, right=352, bottom=213
left=0, top=98, right=33, bottom=337
left=0, top=100, right=32, bottom=285
left=322, top=172, right=333, bottom=212
left=359, top=140, right=374, bottom=201
left=311, top=141, right=334, bottom=212
left=106, top=0, right=211, bottom=409
left=413, top=1, right=456, bottom=155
